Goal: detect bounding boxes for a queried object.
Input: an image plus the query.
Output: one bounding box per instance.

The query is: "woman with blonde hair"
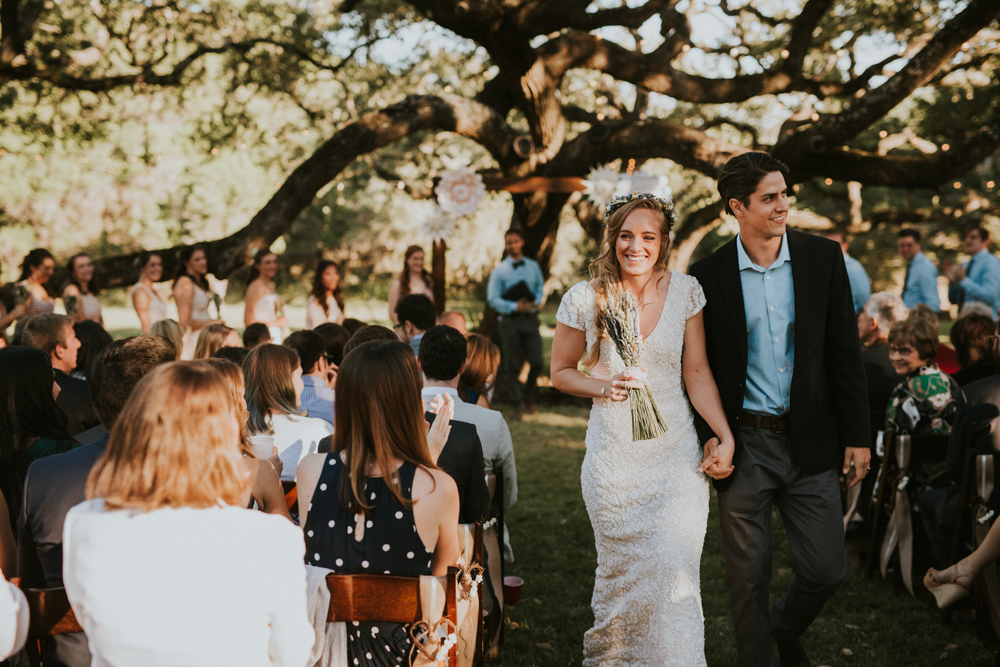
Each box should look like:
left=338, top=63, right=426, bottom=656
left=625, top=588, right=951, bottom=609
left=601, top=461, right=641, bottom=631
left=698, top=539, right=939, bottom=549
left=149, top=319, right=182, bottom=360
left=388, top=245, right=434, bottom=323
left=63, top=362, right=314, bottom=667
left=193, top=322, right=239, bottom=360
left=550, top=192, right=734, bottom=666
left=460, top=333, right=501, bottom=408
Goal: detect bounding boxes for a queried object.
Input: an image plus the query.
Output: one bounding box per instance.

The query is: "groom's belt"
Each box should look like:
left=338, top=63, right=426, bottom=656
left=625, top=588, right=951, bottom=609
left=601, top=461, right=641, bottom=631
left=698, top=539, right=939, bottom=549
left=739, top=410, right=791, bottom=433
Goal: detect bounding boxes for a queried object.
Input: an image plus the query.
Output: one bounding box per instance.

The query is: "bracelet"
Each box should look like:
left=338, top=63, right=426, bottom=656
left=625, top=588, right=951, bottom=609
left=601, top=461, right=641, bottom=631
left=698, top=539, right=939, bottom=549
left=600, top=382, right=606, bottom=396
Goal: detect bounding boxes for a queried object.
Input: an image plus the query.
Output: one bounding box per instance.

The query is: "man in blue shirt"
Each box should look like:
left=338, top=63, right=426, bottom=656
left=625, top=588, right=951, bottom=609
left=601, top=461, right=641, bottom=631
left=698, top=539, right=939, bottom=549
left=946, top=226, right=1000, bottom=316
left=827, top=231, right=871, bottom=314
left=899, top=228, right=941, bottom=311
left=283, top=330, right=334, bottom=426
left=486, top=229, right=545, bottom=420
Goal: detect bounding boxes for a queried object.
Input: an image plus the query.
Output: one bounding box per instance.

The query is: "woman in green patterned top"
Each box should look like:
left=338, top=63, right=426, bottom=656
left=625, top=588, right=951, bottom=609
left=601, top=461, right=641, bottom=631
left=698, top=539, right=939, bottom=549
left=885, top=317, right=960, bottom=435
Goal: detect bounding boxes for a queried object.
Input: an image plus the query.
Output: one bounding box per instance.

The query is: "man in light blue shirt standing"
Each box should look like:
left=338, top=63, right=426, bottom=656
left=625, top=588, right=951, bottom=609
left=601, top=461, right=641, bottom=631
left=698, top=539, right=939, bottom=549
left=898, top=228, right=940, bottom=311
left=487, top=229, right=545, bottom=420
left=946, top=226, right=1000, bottom=317
left=827, top=231, right=871, bottom=314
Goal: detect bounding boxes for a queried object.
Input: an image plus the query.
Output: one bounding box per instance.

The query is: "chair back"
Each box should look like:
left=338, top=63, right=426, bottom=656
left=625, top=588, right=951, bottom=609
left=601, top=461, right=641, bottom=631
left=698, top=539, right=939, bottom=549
left=12, top=582, right=83, bottom=667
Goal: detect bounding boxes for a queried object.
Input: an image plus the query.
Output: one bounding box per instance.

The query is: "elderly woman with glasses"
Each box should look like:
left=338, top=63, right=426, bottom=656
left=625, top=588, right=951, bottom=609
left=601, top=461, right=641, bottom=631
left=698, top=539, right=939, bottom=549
left=885, top=316, right=961, bottom=435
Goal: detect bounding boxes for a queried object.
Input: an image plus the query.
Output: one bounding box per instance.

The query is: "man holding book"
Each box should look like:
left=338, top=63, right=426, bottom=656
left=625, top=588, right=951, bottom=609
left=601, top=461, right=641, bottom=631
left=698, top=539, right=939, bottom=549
left=487, top=228, right=545, bottom=420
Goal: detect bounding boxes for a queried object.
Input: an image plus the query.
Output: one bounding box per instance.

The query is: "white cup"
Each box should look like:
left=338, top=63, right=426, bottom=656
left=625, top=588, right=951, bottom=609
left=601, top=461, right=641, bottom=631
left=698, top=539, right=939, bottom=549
left=248, top=435, right=275, bottom=460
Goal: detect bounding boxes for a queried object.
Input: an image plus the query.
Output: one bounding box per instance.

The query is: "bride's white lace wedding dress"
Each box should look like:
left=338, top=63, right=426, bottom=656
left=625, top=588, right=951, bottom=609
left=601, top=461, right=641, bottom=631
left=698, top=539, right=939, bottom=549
left=556, top=272, right=710, bottom=666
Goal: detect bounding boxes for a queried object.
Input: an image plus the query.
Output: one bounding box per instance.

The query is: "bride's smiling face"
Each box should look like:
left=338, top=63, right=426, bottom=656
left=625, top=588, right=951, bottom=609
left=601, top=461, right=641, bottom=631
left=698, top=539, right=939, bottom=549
left=616, top=208, right=664, bottom=278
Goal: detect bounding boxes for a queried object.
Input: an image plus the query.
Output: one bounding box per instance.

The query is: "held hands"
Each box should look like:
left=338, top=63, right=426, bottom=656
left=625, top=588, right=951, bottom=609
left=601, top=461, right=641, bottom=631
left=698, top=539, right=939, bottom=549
left=516, top=298, right=535, bottom=314
left=602, top=369, right=645, bottom=402
left=425, top=393, right=455, bottom=463
left=699, top=437, right=735, bottom=480
left=943, top=261, right=966, bottom=285
left=843, top=446, right=871, bottom=488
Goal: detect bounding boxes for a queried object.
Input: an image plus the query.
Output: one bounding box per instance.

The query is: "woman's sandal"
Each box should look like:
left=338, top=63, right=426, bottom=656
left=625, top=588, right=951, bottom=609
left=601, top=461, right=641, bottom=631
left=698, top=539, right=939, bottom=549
left=923, top=567, right=976, bottom=609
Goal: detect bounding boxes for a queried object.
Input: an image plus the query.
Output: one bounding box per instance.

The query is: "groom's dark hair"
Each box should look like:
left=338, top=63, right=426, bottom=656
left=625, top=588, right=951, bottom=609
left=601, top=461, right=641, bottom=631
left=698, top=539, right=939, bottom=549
left=718, top=152, right=791, bottom=216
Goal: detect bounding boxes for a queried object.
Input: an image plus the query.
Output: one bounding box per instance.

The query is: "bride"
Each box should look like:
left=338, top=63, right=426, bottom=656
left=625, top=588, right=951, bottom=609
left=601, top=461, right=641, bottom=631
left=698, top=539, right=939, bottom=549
left=551, top=193, right=735, bottom=666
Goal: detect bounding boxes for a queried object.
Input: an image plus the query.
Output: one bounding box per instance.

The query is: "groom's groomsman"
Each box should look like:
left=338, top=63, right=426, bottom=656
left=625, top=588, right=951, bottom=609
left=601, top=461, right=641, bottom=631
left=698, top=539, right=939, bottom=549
left=691, top=152, right=870, bottom=667
left=898, top=228, right=941, bottom=311
left=945, top=226, right=1000, bottom=317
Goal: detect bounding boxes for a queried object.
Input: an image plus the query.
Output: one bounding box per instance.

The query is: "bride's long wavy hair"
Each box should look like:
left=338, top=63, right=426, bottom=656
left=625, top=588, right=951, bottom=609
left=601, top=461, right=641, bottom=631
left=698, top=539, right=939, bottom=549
left=583, top=198, right=673, bottom=369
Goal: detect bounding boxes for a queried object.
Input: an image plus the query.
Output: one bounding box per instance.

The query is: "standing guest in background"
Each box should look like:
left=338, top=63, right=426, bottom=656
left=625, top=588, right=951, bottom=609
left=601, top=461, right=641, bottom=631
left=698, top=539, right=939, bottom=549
left=172, top=244, right=219, bottom=360
left=63, top=363, right=314, bottom=667
left=886, top=317, right=960, bottom=435
left=395, top=294, right=437, bottom=356
left=214, top=345, right=250, bottom=365
left=129, top=251, right=167, bottom=334
left=61, top=253, right=103, bottom=325
left=949, top=313, right=1000, bottom=386
left=243, top=322, right=272, bottom=349
left=858, top=293, right=908, bottom=417
left=305, top=259, right=345, bottom=329
left=18, top=335, right=176, bottom=667
left=487, top=229, right=545, bottom=420
left=193, top=322, right=239, bottom=360
left=71, top=321, right=113, bottom=381
left=827, top=231, right=871, bottom=314
left=341, top=317, right=367, bottom=336
left=12, top=248, right=56, bottom=343
left=898, top=228, right=940, bottom=311
left=946, top=226, right=1000, bottom=316
left=439, top=310, right=469, bottom=335
left=23, top=313, right=99, bottom=435
left=909, top=303, right=960, bottom=375
left=150, top=319, right=183, bottom=359
left=343, top=324, right=398, bottom=356
left=388, top=245, right=435, bottom=323
left=244, top=344, right=333, bottom=481
left=283, top=330, right=335, bottom=426
left=461, top=334, right=501, bottom=409
left=244, top=250, right=289, bottom=344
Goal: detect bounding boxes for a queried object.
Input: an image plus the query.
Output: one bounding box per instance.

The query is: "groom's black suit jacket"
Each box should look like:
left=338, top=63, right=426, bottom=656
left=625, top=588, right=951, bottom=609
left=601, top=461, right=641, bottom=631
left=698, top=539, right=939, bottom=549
left=689, top=230, right=870, bottom=492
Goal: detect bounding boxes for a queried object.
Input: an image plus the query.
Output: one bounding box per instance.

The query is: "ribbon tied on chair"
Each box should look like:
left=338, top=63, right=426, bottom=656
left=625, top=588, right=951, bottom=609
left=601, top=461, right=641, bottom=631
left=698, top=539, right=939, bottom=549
left=880, top=435, right=917, bottom=595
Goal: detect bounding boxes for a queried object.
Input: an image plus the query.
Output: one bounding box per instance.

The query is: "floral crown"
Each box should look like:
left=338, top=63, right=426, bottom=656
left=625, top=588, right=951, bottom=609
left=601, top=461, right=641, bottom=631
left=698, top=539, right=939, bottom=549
left=604, top=192, right=676, bottom=229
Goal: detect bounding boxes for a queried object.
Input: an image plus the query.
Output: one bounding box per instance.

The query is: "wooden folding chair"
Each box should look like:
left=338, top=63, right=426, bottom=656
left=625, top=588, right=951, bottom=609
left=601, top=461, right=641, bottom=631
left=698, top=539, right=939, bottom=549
left=457, top=523, right=486, bottom=667
left=282, top=480, right=297, bottom=514
left=12, top=581, right=83, bottom=667
left=325, top=568, right=460, bottom=666
left=867, top=430, right=896, bottom=578
left=483, top=471, right=505, bottom=661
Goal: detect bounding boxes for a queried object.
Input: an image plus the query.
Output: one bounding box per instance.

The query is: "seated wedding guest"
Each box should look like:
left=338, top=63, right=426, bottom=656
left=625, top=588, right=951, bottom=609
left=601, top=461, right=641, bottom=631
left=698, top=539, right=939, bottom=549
left=958, top=300, right=995, bottom=319
left=343, top=325, right=398, bottom=357
left=193, top=322, right=239, bottom=359
left=12, top=248, right=57, bottom=344
left=23, top=313, right=99, bottom=435
left=388, top=245, right=435, bottom=324
left=283, top=330, right=334, bottom=425
left=858, top=293, right=908, bottom=415
left=886, top=317, right=960, bottom=435
left=200, top=358, right=290, bottom=519
left=63, top=363, right=314, bottom=667
left=461, top=334, right=501, bottom=408
left=173, top=244, right=219, bottom=360
left=18, top=335, right=175, bottom=667
left=244, top=344, right=332, bottom=481
left=950, top=313, right=1000, bottom=386
left=244, top=250, right=289, bottom=344
left=305, top=260, right=345, bottom=329
left=150, top=318, right=183, bottom=359
left=130, top=251, right=168, bottom=334
left=926, top=487, right=1000, bottom=608
left=0, top=494, right=12, bottom=575
left=0, top=567, right=28, bottom=661
left=438, top=310, right=468, bottom=335
left=214, top=345, right=250, bottom=365
left=61, top=253, right=103, bottom=325
left=314, top=322, right=350, bottom=367
left=296, top=340, right=458, bottom=667
left=395, top=294, right=437, bottom=355
left=341, top=317, right=367, bottom=336
left=909, top=303, right=960, bottom=375
left=243, top=321, right=272, bottom=349
left=419, top=326, right=516, bottom=560
left=71, top=320, right=113, bottom=381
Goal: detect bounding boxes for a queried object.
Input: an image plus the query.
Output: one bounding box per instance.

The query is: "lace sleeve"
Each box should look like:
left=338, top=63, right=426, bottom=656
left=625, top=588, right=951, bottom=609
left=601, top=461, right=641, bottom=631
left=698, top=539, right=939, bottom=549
left=556, top=281, right=590, bottom=331
left=685, top=274, right=707, bottom=320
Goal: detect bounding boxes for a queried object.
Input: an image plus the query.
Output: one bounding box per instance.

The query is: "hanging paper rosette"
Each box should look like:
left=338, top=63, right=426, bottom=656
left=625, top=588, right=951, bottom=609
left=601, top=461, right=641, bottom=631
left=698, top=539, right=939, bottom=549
left=435, top=167, right=486, bottom=218
left=627, top=170, right=673, bottom=201
left=582, top=164, right=620, bottom=207
left=418, top=201, right=456, bottom=243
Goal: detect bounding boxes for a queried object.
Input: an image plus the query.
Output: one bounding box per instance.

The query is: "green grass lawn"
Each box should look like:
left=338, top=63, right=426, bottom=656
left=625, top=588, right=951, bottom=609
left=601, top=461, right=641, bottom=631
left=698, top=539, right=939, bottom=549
left=497, top=404, right=996, bottom=666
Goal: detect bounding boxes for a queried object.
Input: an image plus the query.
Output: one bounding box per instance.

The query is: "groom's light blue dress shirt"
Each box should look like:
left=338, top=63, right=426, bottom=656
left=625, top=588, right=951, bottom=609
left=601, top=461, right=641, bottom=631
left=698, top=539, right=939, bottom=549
left=947, top=248, right=1000, bottom=315
left=737, top=233, right=795, bottom=416
left=902, top=251, right=940, bottom=311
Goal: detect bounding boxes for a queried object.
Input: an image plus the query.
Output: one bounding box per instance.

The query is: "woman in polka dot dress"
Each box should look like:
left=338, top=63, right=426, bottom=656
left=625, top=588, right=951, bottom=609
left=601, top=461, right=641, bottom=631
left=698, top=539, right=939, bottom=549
left=297, top=340, right=460, bottom=667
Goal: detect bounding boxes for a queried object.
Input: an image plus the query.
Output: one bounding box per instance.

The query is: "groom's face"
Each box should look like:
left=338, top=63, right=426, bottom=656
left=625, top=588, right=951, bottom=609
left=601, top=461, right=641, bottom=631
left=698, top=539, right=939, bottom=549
left=734, top=171, right=788, bottom=240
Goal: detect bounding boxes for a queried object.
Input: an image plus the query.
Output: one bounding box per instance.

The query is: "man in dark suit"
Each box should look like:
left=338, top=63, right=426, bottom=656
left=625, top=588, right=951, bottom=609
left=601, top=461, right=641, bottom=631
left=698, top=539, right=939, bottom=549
left=424, top=411, right=491, bottom=524
left=22, top=313, right=99, bottom=435
left=17, top=335, right=176, bottom=667
left=690, top=152, right=870, bottom=667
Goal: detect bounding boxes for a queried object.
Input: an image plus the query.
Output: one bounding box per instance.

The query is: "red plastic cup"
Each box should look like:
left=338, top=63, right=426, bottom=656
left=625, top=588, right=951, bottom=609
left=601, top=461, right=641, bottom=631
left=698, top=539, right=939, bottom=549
left=503, top=576, right=524, bottom=607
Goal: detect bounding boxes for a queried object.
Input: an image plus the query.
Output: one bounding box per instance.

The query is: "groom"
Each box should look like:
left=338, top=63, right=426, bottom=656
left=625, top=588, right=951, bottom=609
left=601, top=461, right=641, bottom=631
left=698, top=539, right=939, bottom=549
left=690, top=152, right=871, bottom=667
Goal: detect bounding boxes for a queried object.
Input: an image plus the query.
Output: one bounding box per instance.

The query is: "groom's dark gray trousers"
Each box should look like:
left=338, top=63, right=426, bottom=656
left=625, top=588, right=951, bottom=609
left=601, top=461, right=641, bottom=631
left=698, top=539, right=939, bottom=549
left=719, top=423, right=848, bottom=667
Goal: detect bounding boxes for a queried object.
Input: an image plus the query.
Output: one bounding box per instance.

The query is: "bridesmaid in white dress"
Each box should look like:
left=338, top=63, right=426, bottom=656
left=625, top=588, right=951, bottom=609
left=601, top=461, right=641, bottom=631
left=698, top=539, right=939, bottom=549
left=61, top=253, right=104, bottom=326
left=12, top=249, right=56, bottom=342
left=172, top=245, right=218, bottom=360
left=388, top=245, right=435, bottom=323
left=244, top=251, right=289, bottom=344
left=304, top=260, right=345, bottom=329
left=129, top=251, right=168, bottom=334
left=550, top=194, right=736, bottom=667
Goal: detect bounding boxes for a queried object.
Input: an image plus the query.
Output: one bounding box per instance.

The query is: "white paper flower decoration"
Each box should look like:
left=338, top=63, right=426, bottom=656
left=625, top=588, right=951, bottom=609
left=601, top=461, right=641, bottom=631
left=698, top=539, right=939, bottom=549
left=435, top=167, right=486, bottom=218
left=418, top=202, right=456, bottom=243
left=582, top=164, right=620, bottom=207
left=627, top=170, right=673, bottom=201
